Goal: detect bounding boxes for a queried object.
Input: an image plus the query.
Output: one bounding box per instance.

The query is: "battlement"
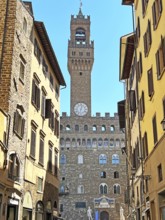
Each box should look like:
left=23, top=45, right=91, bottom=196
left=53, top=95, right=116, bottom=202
left=68, top=40, right=94, bottom=48
left=61, top=112, right=118, bottom=118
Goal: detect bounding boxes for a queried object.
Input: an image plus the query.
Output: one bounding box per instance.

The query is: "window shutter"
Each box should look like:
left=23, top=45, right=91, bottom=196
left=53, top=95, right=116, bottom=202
left=39, top=138, right=44, bottom=164
left=21, top=118, right=25, bottom=138
left=161, top=36, right=165, bottom=67
left=30, top=129, right=36, bottom=157
left=51, top=112, right=55, bottom=130
left=45, top=99, right=52, bottom=118
left=143, top=34, right=147, bottom=57
left=152, top=3, right=156, bottom=29
left=155, top=50, right=160, bottom=78
left=36, top=87, right=40, bottom=110
left=41, top=94, right=46, bottom=117
left=129, top=90, right=136, bottom=112
left=163, top=98, right=165, bottom=118
left=147, top=69, right=154, bottom=97
left=148, top=20, right=152, bottom=46
left=139, top=52, right=143, bottom=75
left=152, top=115, right=158, bottom=144
left=13, top=111, right=19, bottom=133
left=31, top=80, right=35, bottom=104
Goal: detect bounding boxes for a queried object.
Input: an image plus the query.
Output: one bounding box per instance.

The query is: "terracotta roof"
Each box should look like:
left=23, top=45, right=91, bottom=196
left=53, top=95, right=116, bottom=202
left=34, top=21, right=66, bottom=86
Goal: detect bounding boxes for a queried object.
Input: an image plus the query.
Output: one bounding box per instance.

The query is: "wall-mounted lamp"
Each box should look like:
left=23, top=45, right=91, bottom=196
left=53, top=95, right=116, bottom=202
left=161, top=118, right=165, bottom=131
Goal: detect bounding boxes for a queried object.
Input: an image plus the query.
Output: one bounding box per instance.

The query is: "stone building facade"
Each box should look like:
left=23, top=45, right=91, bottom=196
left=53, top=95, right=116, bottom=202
left=0, top=1, right=66, bottom=220
left=59, top=8, right=127, bottom=220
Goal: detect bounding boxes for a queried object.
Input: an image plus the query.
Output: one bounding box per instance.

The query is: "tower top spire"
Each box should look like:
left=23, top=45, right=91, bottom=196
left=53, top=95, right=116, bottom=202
left=78, top=0, right=83, bottom=18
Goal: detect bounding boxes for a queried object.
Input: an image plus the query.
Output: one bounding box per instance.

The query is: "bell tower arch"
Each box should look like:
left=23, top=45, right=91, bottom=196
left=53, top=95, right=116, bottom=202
left=68, top=7, right=94, bottom=117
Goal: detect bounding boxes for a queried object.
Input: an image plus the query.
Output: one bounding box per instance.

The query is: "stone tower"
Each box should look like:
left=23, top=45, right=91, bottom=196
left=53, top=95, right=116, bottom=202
left=68, top=7, right=94, bottom=116
left=59, top=6, right=127, bottom=220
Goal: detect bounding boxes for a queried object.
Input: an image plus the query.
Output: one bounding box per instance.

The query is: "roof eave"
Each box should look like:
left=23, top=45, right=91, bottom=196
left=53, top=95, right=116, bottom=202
left=34, top=21, right=66, bottom=86
left=119, top=33, right=135, bottom=80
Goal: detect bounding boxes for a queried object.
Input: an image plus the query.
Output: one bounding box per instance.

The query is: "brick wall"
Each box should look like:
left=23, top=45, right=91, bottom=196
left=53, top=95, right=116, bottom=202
left=0, top=0, right=17, bottom=112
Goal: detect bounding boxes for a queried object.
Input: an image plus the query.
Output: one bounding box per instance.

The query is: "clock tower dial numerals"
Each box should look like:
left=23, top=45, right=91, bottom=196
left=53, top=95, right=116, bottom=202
left=74, top=103, right=88, bottom=116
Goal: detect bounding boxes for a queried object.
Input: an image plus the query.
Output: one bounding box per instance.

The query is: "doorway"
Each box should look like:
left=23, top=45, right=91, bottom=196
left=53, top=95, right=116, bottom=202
left=100, top=211, right=109, bottom=220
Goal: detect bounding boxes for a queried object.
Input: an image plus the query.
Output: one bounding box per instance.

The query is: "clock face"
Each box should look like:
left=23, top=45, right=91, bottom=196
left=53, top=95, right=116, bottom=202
left=74, top=103, right=88, bottom=116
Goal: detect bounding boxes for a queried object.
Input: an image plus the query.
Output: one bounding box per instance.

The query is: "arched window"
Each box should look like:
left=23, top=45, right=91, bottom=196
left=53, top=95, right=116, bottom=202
left=115, top=139, right=120, bottom=147
left=102, top=125, right=106, bottom=131
left=75, top=124, right=79, bottom=131
left=93, top=125, right=97, bottom=131
left=75, top=28, right=86, bottom=44
left=98, top=138, right=103, bottom=147
left=114, top=184, right=120, bottom=194
left=77, top=138, right=81, bottom=147
left=66, top=125, right=71, bottom=131
left=66, top=138, right=71, bottom=148
left=114, top=171, right=119, bottom=178
left=110, top=139, right=114, bottom=147
left=112, top=154, right=120, bottom=164
left=35, top=201, right=44, bottom=220
left=60, top=138, right=65, bottom=147
left=82, top=139, right=86, bottom=147
left=100, top=183, right=108, bottom=194
left=92, top=138, right=97, bottom=147
left=100, top=171, right=106, bottom=178
left=8, top=153, right=20, bottom=181
left=77, top=185, right=84, bottom=194
left=110, top=125, right=115, bottom=132
left=87, top=139, right=91, bottom=148
left=104, top=138, right=109, bottom=147
left=84, top=125, right=88, bottom=131
left=60, top=155, right=66, bottom=164
left=99, top=154, right=107, bottom=164
left=78, top=155, right=83, bottom=164
left=72, top=138, right=76, bottom=147
left=60, top=185, right=65, bottom=193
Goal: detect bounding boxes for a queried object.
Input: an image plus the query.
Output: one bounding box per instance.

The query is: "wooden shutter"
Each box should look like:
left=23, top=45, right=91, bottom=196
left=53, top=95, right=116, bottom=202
left=21, top=118, right=25, bottom=138
left=129, top=90, right=136, bottom=112
left=152, top=115, right=158, bottom=144
left=155, top=50, right=160, bottom=78
left=36, top=86, right=40, bottom=110
left=148, top=20, right=152, bottom=46
left=45, top=99, right=52, bottom=118
left=39, top=137, right=44, bottom=165
left=163, top=98, right=165, bottom=118
left=161, top=36, right=165, bottom=67
left=13, top=111, right=19, bottom=133
left=152, top=2, right=156, bottom=29
left=31, top=80, right=35, bottom=104
left=30, top=129, right=36, bottom=158
left=147, top=69, right=154, bottom=97
left=41, top=94, right=46, bottom=117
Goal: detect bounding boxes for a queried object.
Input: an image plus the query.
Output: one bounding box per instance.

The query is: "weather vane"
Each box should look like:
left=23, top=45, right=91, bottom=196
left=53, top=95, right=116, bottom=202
left=80, top=0, right=82, bottom=10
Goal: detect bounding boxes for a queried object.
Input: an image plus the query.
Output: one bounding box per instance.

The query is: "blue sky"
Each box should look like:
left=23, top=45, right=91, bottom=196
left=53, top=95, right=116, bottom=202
left=30, top=0, right=133, bottom=116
